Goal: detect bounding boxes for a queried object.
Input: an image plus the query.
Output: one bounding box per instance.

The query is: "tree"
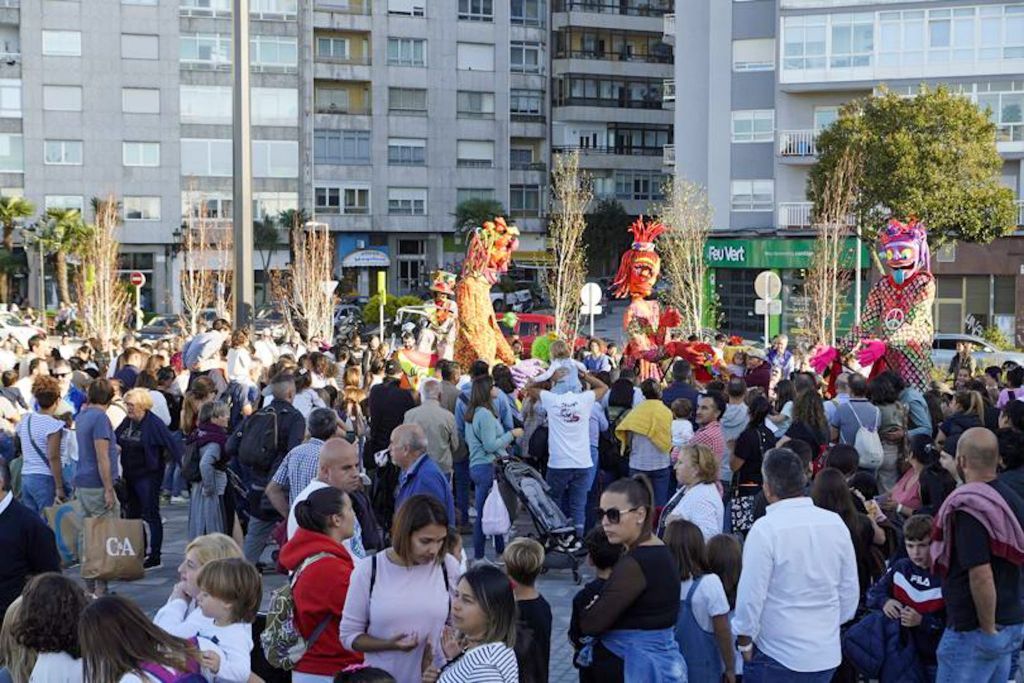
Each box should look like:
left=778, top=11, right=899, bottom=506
left=90, top=196, right=122, bottom=224
left=0, top=196, right=34, bottom=252
left=656, top=178, right=713, bottom=335
left=180, top=195, right=214, bottom=336
left=809, top=85, right=1017, bottom=246
left=254, top=216, right=281, bottom=275
left=288, top=222, right=334, bottom=343
left=0, top=250, right=26, bottom=303
left=585, top=198, right=632, bottom=276
left=453, top=198, right=506, bottom=235
left=278, top=208, right=310, bottom=262
left=78, top=198, right=129, bottom=350
left=546, top=151, right=591, bottom=338
left=35, top=208, right=90, bottom=305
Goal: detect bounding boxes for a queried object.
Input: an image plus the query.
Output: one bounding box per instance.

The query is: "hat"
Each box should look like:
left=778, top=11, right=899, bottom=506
left=747, top=347, right=767, bottom=361
left=430, top=270, right=456, bottom=296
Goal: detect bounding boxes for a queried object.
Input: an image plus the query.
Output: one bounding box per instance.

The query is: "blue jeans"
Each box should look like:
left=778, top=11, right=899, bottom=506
left=161, top=432, right=186, bottom=497
left=21, top=473, right=56, bottom=515
left=453, top=458, right=470, bottom=526
left=630, top=466, right=673, bottom=508
left=470, top=463, right=505, bottom=560
left=745, top=650, right=836, bottom=683
left=0, top=432, right=13, bottom=463
left=124, top=471, right=163, bottom=559
left=546, top=465, right=593, bottom=535
left=937, top=624, right=1024, bottom=683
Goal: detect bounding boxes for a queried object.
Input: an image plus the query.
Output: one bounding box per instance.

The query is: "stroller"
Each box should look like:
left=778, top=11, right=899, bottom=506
left=497, top=456, right=584, bottom=584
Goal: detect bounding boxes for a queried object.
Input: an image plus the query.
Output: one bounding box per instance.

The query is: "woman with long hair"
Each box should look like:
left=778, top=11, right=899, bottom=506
left=811, top=468, right=885, bottom=597
left=936, top=390, right=985, bottom=455
left=79, top=596, right=201, bottom=683
left=868, top=375, right=907, bottom=492
left=766, top=379, right=795, bottom=438
left=781, top=389, right=828, bottom=458
left=14, top=574, right=87, bottom=681
left=0, top=597, right=35, bottom=683
left=729, top=395, right=775, bottom=536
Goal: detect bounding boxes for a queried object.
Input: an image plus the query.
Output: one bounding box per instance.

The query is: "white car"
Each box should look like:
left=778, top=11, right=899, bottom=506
left=931, top=333, right=1024, bottom=373
left=0, top=312, right=47, bottom=348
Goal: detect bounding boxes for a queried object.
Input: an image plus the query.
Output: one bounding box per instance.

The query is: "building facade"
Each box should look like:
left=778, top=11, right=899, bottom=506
left=672, top=0, right=1024, bottom=344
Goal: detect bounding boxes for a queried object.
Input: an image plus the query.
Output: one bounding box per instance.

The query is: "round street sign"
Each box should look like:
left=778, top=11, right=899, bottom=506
left=580, top=282, right=603, bottom=306
left=129, top=271, right=146, bottom=287
left=754, top=270, right=781, bottom=300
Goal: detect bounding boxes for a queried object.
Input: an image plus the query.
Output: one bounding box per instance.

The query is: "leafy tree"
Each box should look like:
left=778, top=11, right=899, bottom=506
left=453, top=198, right=506, bottom=234
left=584, top=199, right=632, bottom=276
left=362, top=293, right=426, bottom=324
left=254, top=217, right=281, bottom=275
left=278, top=208, right=310, bottom=262
left=809, top=85, right=1017, bottom=246
left=0, top=196, right=34, bottom=251
left=33, top=208, right=91, bottom=305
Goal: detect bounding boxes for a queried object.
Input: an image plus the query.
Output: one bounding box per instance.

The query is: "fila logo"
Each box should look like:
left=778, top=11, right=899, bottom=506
left=106, top=537, right=138, bottom=557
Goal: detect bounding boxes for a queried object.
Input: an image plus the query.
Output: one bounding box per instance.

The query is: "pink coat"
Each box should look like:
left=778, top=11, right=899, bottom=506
left=930, top=481, right=1024, bottom=577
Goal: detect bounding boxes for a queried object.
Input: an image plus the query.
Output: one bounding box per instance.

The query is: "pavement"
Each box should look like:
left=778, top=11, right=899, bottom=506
left=64, top=497, right=590, bottom=683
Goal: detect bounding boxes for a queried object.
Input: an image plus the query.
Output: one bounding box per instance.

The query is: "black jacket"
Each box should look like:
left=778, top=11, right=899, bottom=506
left=0, top=496, right=61, bottom=620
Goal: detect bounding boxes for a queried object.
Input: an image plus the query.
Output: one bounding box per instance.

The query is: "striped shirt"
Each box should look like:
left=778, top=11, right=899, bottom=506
left=271, top=438, right=325, bottom=505
left=439, top=642, right=518, bottom=683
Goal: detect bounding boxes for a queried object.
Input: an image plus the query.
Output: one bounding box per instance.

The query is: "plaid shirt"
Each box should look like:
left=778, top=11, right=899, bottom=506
left=690, top=421, right=727, bottom=468
left=272, top=438, right=325, bottom=505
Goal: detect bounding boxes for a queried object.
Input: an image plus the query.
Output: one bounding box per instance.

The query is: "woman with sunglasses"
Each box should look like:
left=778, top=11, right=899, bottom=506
left=578, top=475, right=687, bottom=683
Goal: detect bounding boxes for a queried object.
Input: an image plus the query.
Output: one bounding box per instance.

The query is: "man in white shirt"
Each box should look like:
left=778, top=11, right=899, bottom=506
left=734, top=447, right=859, bottom=681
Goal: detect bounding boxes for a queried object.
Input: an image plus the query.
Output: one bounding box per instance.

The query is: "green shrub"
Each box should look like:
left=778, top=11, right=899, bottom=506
left=982, top=325, right=1015, bottom=351
left=362, top=293, right=428, bottom=323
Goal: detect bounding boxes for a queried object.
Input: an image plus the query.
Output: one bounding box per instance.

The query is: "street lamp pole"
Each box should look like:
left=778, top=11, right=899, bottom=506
left=232, top=0, right=255, bottom=329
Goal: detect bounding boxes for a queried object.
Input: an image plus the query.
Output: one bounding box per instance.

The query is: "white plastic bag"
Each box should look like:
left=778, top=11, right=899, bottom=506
left=481, top=485, right=511, bottom=536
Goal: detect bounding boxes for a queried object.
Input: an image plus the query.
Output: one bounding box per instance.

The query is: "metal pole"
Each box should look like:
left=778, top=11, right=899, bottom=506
left=38, top=242, right=45, bottom=311
left=854, top=225, right=862, bottom=326
left=589, top=309, right=594, bottom=340
left=135, top=285, right=142, bottom=330
left=764, top=300, right=770, bottom=349
left=232, top=0, right=254, bottom=329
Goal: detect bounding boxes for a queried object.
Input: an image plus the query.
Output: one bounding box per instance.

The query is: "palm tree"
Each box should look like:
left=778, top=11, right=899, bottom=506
left=35, top=208, right=91, bottom=305
left=254, top=216, right=281, bottom=276
left=278, top=208, right=310, bottom=264
left=0, top=196, right=35, bottom=251
left=90, top=196, right=122, bottom=224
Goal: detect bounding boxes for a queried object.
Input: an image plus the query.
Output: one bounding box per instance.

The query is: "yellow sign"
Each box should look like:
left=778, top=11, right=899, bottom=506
left=377, top=271, right=387, bottom=298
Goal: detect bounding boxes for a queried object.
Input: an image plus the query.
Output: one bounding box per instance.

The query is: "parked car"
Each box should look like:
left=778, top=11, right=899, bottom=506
left=931, top=333, right=1024, bottom=374
left=253, top=307, right=288, bottom=339
left=136, top=315, right=184, bottom=342
left=0, top=312, right=46, bottom=348
left=498, top=313, right=586, bottom=358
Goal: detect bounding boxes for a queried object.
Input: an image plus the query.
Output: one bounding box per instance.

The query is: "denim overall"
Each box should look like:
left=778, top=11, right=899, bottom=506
left=675, top=576, right=724, bottom=681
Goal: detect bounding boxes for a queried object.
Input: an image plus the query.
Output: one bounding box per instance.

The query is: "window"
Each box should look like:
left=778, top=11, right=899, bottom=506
left=831, top=13, right=873, bottom=68
left=251, top=0, right=298, bottom=16
left=388, top=137, right=426, bottom=165
left=730, top=179, right=773, bottom=211
left=43, top=140, right=83, bottom=165
left=44, top=195, right=83, bottom=211
left=0, top=80, right=20, bottom=118
left=457, top=43, right=494, bottom=70
left=315, top=87, right=350, bottom=113
left=183, top=193, right=232, bottom=219
left=254, top=191, right=297, bottom=219
left=613, top=170, right=667, bottom=201
left=252, top=36, right=298, bottom=68
left=813, top=106, right=840, bottom=132
left=783, top=15, right=826, bottom=70
left=398, top=239, right=426, bottom=292
left=389, top=87, right=427, bottom=115
left=124, top=196, right=161, bottom=221
left=555, top=75, right=663, bottom=109
left=733, top=38, right=775, bottom=71
left=0, top=134, right=23, bottom=173
left=181, top=138, right=232, bottom=176
left=253, top=140, right=298, bottom=178
left=510, top=89, right=543, bottom=117
left=511, top=41, right=542, bottom=73
left=122, top=88, right=160, bottom=113
left=510, top=185, right=541, bottom=216
left=43, top=85, right=82, bottom=112
left=42, top=31, right=81, bottom=57
left=314, top=186, right=370, bottom=214
left=456, top=140, right=494, bottom=167
left=510, top=147, right=534, bottom=168
left=511, top=0, right=543, bottom=26
left=387, top=38, right=426, bottom=66
left=388, top=187, right=427, bottom=215
left=180, top=0, right=232, bottom=12
left=122, top=34, right=159, bottom=60
left=315, top=130, right=371, bottom=164
left=181, top=85, right=231, bottom=123
left=459, top=0, right=493, bottom=21
left=252, top=88, right=298, bottom=126
left=123, top=142, right=160, bottom=167
left=457, top=188, right=495, bottom=203
left=318, top=37, right=350, bottom=61
left=731, top=110, right=774, bottom=143
left=388, top=0, right=425, bottom=16
left=180, top=33, right=231, bottom=66
left=978, top=89, right=1024, bottom=143
left=457, top=90, right=494, bottom=118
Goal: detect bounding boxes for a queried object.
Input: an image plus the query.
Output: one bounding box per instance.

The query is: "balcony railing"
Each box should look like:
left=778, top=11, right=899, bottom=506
left=777, top=202, right=857, bottom=229
left=315, top=103, right=371, bottom=115
left=511, top=161, right=548, bottom=172
left=551, top=144, right=667, bottom=157
left=313, top=0, right=370, bottom=13
left=553, top=0, right=672, bottom=17
left=553, top=49, right=672, bottom=64
left=663, top=79, right=674, bottom=102
left=663, top=144, right=674, bottom=166
left=778, top=129, right=818, bottom=157
left=553, top=96, right=663, bottom=110
left=315, top=54, right=371, bottom=66
left=1017, top=200, right=1024, bottom=227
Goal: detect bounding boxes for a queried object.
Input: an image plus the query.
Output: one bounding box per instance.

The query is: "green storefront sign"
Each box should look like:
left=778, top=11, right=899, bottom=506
left=705, top=237, right=869, bottom=269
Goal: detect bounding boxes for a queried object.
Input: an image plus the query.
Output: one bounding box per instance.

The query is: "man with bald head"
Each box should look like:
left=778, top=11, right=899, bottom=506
left=391, top=423, right=455, bottom=523
left=936, top=427, right=1024, bottom=681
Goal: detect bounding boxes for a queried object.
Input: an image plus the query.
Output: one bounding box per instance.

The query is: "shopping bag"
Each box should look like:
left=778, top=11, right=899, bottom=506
left=81, top=517, right=145, bottom=581
left=43, top=500, right=84, bottom=567
left=481, top=485, right=511, bottom=536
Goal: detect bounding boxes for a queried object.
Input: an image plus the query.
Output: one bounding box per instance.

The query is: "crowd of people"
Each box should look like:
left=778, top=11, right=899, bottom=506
left=0, top=320, right=1023, bottom=683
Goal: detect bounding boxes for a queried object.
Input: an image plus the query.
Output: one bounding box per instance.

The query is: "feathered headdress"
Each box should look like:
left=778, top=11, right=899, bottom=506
left=611, top=217, right=667, bottom=298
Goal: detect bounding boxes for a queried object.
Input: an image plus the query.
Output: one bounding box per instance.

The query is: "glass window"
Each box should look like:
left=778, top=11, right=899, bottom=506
left=180, top=85, right=231, bottom=124
left=387, top=137, right=427, bottom=165
left=43, top=85, right=82, bottom=112
left=830, top=13, right=873, bottom=68
left=613, top=170, right=667, bottom=201
left=388, top=0, right=425, bottom=16
left=180, top=33, right=231, bottom=65
left=456, top=140, right=494, bottom=167
left=122, top=34, right=159, bottom=60
left=389, top=87, right=427, bottom=114
left=510, top=185, right=541, bottom=215
left=252, top=36, right=298, bottom=68
left=315, top=130, right=371, bottom=165
left=180, top=0, right=232, bottom=13
left=387, top=38, right=426, bottom=66
left=122, top=87, right=160, bottom=114
left=315, top=187, right=341, bottom=212
left=43, top=140, right=83, bottom=165
left=511, top=41, right=542, bottom=73
left=510, top=147, right=533, bottom=167
left=252, top=140, right=298, bottom=178
left=387, top=187, right=427, bottom=215
left=181, top=138, right=232, bottom=177
left=782, top=15, right=826, bottom=70
left=510, top=89, right=543, bottom=116
left=250, top=0, right=298, bottom=16
left=459, top=0, right=493, bottom=21
left=315, top=88, right=350, bottom=113
left=457, top=188, right=495, bottom=203
left=0, top=80, right=20, bottom=118
left=252, top=87, right=298, bottom=126
left=123, top=142, right=160, bottom=167
left=733, top=38, right=775, bottom=71
left=731, top=110, right=774, bottom=143
left=317, top=37, right=350, bottom=61
left=813, top=106, right=840, bottom=131
left=511, top=0, right=543, bottom=26
left=730, top=179, right=773, bottom=211
left=344, top=187, right=370, bottom=214
left=42, top=31, right=81, bottom=57
left=123, top=196, right=161, bottom=221
left=316, top=186, right=369, bottom=214
left=254, top=191, right=297, bottom=219
left=44, top=195, right=84, bottom=211
left=456, top=90, right=495, bottom=118
left=0, top=134, right=23, bottom=173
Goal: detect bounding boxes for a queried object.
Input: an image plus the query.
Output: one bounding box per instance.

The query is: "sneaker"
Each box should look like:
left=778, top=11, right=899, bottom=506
left=160, top=493, right=171, bottom=504
left=143, top=555, right=162, bottom=570
left=169, top=495, right=188, bottom=505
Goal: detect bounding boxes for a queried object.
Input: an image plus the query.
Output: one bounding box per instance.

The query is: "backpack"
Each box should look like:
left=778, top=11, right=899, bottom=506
left=260, top=552, right=333, bottom=671
left=237, top=407, right=279, bottom=474
left=599, top=405, right=631, bottom=470
left=180, top=439, right=203, bottom=485
left=852, top=405, right=885, bottom=470
left=139, top=638, right=204, bottom=683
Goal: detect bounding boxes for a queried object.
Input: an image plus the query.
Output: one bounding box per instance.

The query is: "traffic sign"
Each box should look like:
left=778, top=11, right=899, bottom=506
left=754, top=270, right=781, bottom=300
left=580, top=304, right=603, bottom=316
left=755, top=299, right=782, bottom=315
left=129, top=271, right=146, bottom=287
left=580, top=282, right=602, bottom=306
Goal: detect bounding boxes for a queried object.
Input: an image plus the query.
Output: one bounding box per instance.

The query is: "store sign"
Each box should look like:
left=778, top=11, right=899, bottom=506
left=706, top=238, right=868, bottom=270
left=707, top=244, right=746, bottom=264
left=342, top=249, right=390, bottom=268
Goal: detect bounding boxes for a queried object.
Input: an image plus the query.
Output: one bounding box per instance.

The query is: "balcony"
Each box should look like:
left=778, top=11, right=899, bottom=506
left=551, top=145, right=666, bottom=157
left=777, top=202, right=857, bottom=229
left=315, top=103, right=371, bottom=115
left=663, top=144, right=674, bottom=166
left=778, top=129, right=818, bottom=158
left=663, top=79, right=674, bottom=103
left=553, top=0, right=671, bottom=17
left=663, top=14, right=675, bottom=42
left=314, top=0, right=369, bottom=13
left=1018, top=200, right=1024, bottom=227
left=510, top=161, right=547, bottom=172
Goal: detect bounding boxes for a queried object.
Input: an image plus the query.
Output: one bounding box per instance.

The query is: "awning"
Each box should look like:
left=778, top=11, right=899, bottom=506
left=513, top=250, right=555, bottom=268
left=342, top=249, right=390, bottom=268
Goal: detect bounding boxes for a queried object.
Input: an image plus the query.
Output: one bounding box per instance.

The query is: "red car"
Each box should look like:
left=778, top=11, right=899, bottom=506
left=500, top=313, right=587, bottom=358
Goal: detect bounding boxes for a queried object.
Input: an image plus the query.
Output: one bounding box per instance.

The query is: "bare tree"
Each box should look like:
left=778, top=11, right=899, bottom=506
left=546, top=151, right=591, bottom=338
left=806, top=149, right=861, bottom=346
left=212, top=226, right=234, bottom=321
left=78, top=197, right=130, bottom=349
left=180, top=190, right=214, bottom=336
left=656, top=178, right=713, bottom=335
left=289, top=221, right=334, bottom=343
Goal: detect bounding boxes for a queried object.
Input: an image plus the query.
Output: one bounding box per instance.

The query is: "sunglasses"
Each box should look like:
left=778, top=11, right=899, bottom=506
left=594, top=506, right=640, bottom=524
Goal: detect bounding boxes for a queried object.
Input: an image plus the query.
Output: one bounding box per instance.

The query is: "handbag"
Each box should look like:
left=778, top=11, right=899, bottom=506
left=81, top=516, right=145, bottom=581
left=730, top=426, right=770, bottom=534
left=44, top=499, right=84, bottom=567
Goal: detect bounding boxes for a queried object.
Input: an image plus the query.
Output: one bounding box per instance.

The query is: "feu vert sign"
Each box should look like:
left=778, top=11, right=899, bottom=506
left=705, top=238, right=868, bottom=269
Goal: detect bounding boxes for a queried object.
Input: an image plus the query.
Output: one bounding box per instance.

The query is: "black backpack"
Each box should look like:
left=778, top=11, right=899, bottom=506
left=236, top=407, right=279, bottom=475
left=181, top=439, right=203, bottom=484
left=599, top=405, right=631, bottom=470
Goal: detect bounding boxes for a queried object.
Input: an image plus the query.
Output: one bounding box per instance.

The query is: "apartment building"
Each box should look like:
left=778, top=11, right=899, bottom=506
left=673, top=0, right=1024, bottom=344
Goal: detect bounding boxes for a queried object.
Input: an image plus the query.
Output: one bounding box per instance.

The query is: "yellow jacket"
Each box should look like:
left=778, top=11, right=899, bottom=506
left=615, top=399, right=673, bottom=455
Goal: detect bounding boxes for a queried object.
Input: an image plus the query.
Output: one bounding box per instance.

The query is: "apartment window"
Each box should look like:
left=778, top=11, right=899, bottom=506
left=511, top=0, right=543, bottom=27
left=252, top=36, right=298, bottom=68
left=43, top=140, right=83, bottom=165
left=124, top=196, right=161, bottom=221
left=123, top=142, right=160, bottom=167
left=183, top=193, right=232, bottom=219
left=457, top=140, right=494, bottom=167
left=978, top=89, right=1024, bottom=143
left=315, top=130, right=371, bottom=164
left=45, top=195, right=83, bottom=211
left=250, top=0, right=298, bottom=16
left=254, top=191, right=297, bottom=218
left=510, top=185, right=541, bottom=215
left=389, top=87, right=427, bottom=115
left=388, top=0, right=425, bottom=16
left=457, top=188, right=495, bottom=203
left=314, top=186, right=369, bottom=214
left=457, top=43, right=494, bottom=70
left=813, top=106, right=840, bottom=132
left=387, top=38, right=426, bottom=66
left=731, top=110, right=774, bottom=143
left=782, top=15, right=826, bottom=70
left=388, top=187, right=427, bottom=215
left=0, top=80, right=20, bottom=118
left=831, top=13, right=873, bottom=68
left=388, top=137, right=426, bottom=165
left=43, top=85, right=81, bottom=112
left=122, top=34, right=159, bottom=60
left=122, top=88, right=160, bottom=114
left=510, top=147, right=534, bottom=168
left=614, top=170, right=666, bottom=201
left=398, top=239, right=426, bottom=291
left=180, top=33, right=231, bottom=65
left=252, top=87, right=298, bottom=126
left=510, top=89, right=543, bottom=116
left=42, top=31, right=81, bottom=57
left=181, top=0, right=231, bottom=10
left=0, top=134, right=23, bottom=173
left=317, top=37, right=350, bottom=61
left=459, top=0, right=493, bottom=22
left=606, top=124, right=672, bottom=153
left=511, top=41, right=542, bottom=73
left=733, top=38, right=775, bottom=71
left=730, top=180, right=773, bottom=211
left=253, top=140, right=298, bottom=178
left=315, top=88, right=350, bottom=113
left=181, top=138, right=232, bottom=177
left=457, top=90, right=494, bottom=118
left=181, top=85, right=231, bottom=124
left=316, top=187, right=341, bottom=213
left=557, top=75, right=663, bottom=108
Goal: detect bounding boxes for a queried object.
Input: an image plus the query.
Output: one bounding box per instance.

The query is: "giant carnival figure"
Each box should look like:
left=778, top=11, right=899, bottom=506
left=416, top=270, right=458, bottom=361
left=454, top=217, right=520, bottom=368
left=814, top=217, right=935, bottom=391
